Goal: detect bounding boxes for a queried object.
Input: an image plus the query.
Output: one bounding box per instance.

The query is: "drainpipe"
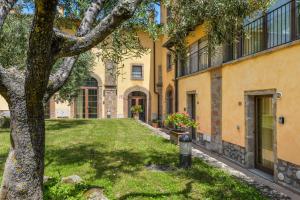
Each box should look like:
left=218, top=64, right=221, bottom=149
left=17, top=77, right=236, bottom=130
left=153, top=41, right=161, bottom=120
left=174, top=54, right=179, bottom=112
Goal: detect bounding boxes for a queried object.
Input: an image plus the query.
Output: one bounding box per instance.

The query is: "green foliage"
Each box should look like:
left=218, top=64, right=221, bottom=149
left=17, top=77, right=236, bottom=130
left=165, top=112, right=198, bottom=129
left=43, top=177, right=88, bottom=200
left=0, top=14, right=95, bottom=102
left=0, top=117, right=10, bottom=128
left=0, top=1, right=162, bottom=102
left=152, top=118, right=160, bottom=123
left=98, top=28, right=149, bottom=66
left=130, top=105, right=143, bottom=114
left=164, top=0, right=271, bottom=57
left=53, top=52, right=95, bottom=103
left=0, top=14, right=31, bottom=69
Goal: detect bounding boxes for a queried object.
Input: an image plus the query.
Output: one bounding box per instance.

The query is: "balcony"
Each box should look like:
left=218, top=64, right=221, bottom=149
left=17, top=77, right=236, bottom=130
left=224, top=0, right=300, bottom=62
left=178, top=46, right=211, bottom=77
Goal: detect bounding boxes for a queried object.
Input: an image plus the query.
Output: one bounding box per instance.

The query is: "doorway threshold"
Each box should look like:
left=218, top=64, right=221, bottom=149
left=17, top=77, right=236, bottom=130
left=248, top=169, right=274, bottom=182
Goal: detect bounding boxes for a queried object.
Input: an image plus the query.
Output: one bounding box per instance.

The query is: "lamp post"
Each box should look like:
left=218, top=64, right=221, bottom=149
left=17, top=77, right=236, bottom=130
left=179, top=134, right=192, bottom=168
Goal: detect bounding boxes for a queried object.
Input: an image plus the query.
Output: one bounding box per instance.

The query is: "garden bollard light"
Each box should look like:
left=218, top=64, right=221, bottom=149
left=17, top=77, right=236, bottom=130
left=107, top=110, right=111, bottom=119
left=179, top=134, right=192, bottom=169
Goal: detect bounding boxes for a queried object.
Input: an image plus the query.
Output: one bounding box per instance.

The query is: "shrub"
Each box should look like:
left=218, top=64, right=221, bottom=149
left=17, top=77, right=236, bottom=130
left=0, top=116, right=10, bottom=128
left=152, top=119, right=160, bottom=123
left=130, top=105, right=143, bottom=114
left=165, top=112, right=198, bottom=130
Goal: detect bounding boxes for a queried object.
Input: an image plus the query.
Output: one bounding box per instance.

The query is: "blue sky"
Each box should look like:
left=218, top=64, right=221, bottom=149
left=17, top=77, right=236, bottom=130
left=22, top=2, right=161, bottom=23
left=155, top=3, right=161, bottom=23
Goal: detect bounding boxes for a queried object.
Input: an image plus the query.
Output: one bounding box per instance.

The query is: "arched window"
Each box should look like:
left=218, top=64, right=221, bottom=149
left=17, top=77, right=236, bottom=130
left=83, top=77, right=98, bottom=87
left=75, top=77, right=99, bottom=119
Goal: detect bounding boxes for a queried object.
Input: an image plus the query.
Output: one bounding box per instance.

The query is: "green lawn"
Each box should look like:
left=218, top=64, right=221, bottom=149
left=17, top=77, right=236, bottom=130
left=0, top=119, right=266, bottom=199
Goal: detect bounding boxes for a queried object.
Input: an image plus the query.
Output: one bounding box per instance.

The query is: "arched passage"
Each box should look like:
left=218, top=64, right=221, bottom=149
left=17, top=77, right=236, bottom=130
left=123, top=86, right=151, bottom=122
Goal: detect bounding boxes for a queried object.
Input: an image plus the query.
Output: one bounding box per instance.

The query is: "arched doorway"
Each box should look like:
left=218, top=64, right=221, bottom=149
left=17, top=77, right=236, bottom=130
left=166, top=86, right=174, bottom=115
left=75, top=77, right=99, bottom=119
left=123, top=86, right=151, bottom=122
left=128, top=91, right=147, bottom=122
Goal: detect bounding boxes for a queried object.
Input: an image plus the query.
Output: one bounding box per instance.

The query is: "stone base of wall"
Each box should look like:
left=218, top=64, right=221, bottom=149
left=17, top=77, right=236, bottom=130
left=193, top=132, right=212, bottom=150
left=277, top=159, right=300, bottom=193
left=223, top=141, right=246, bottom=166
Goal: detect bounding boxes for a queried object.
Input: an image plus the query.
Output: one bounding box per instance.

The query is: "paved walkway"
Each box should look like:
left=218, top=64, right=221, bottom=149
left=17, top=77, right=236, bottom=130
left=139, top=121, right=300, bottom=200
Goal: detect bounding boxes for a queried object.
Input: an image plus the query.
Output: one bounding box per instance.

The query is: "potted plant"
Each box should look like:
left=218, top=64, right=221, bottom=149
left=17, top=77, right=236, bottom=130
left=131, top=105, right=143, bottom=120
left=151, top=119, right=160, bottom=128
left=164, top=112, right=197, bottom=145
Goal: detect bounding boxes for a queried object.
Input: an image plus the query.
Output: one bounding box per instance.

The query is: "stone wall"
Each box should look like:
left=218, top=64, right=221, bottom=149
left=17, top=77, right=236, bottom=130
left=104, top=88, right=117, bottom=118
left=277, top=159, right=300, bottom=193
left=104, top=61, right=117, bottom=118
left=193, top=132, right=212, bottom=150
left=210, top=68, right=222, bottom=153
left=223, top=141, right=246, bottom=166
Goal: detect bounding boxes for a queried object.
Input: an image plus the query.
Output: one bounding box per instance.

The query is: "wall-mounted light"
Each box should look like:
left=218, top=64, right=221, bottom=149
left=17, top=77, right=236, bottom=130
left=278, top=116, right=285, bottom=125
left=276, top=92, right=282, bottom=100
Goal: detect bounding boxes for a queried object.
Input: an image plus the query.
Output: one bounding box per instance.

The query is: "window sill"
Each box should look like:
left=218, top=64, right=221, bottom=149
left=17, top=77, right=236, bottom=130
left=177, top=65, right=221, bottom=80
left=131, top=78, right=144, bottom=81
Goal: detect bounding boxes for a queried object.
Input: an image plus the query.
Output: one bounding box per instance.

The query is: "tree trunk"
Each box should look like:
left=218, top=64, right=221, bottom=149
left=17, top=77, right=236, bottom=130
left=0, top=98, right=45, bottom=200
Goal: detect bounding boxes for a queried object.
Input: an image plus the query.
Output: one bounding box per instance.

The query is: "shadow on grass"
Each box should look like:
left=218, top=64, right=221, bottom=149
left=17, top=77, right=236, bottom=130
left=45, top=143, right=178, bottom=183
left=0, top=152, right=8, bottom=175
left=45, top=120, right=91, bottom=131
left=0, top=128, right=9, bottom=134
left=119, top=181, right=194, bottom=200
left=45, top=143, right=262, bottom=200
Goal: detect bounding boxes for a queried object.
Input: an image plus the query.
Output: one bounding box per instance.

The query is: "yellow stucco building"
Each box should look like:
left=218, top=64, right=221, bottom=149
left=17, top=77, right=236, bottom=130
left=1, top=0, right=300, bottom=193
left=159, top=0, right=300, bottom=193
left=0, top=31, right=160, bottom=122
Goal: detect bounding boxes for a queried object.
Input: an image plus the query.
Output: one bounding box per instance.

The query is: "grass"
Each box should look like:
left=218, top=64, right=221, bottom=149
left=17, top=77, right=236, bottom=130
left=0, top=119, right=267, bottom=200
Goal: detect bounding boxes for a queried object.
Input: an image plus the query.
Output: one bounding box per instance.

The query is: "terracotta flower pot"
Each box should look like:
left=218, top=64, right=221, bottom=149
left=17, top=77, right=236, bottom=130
left=152, top=122, right=159, bottom=128
left=133, top=113, right=139, bottom=120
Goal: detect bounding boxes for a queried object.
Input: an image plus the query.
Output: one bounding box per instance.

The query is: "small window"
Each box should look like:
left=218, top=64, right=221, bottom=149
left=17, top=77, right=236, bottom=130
left=131, top=65, right=143, bottom=80
left=167, top=52, right=172, bottom=71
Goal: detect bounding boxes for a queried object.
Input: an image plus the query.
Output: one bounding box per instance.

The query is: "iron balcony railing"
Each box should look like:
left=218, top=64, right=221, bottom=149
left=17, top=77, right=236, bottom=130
left=178, top=46, right=210, bottom=77
left=178, top=0, right=300, bottom=77
left=225, top=0, right=300, bottom=62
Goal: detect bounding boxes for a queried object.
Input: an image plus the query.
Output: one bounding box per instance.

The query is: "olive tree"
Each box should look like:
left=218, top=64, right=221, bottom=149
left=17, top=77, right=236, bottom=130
left=0, top=0, right=152, bottom=199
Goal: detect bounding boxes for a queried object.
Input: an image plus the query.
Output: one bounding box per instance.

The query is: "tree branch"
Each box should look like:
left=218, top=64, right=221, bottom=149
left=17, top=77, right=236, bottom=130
left=43, top=57, right=77, bottom=102
left=0, top=65, right=25, bottom=101
left=25, top=0, right=58, bottom=102
left=55, top=0, right=143, bottom=58
left=0, top=0, right=17, bottom=31
left=44, top=0, right=106, bottom=102
left=0, top=65, right=8, bottom=96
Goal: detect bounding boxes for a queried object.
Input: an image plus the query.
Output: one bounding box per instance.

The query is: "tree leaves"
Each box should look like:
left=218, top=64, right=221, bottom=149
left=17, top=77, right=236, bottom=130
left=165, top=0, right=271, bottom=54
